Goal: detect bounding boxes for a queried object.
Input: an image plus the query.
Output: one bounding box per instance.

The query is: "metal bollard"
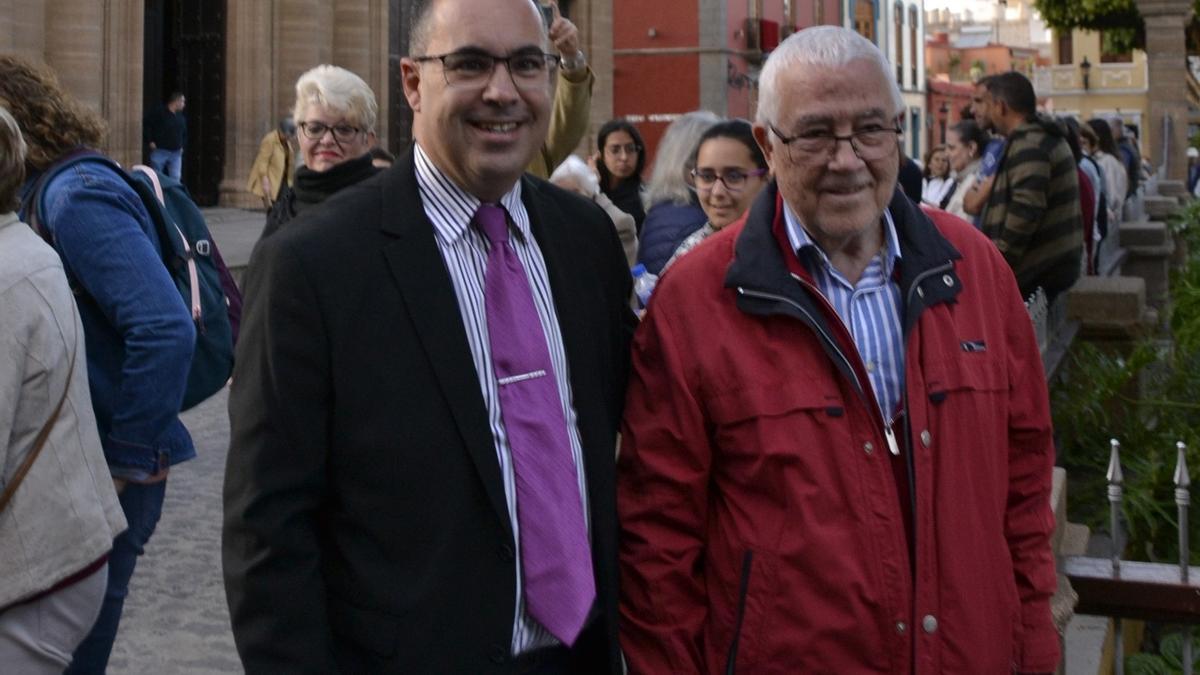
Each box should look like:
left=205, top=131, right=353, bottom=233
left=1176, top=442, right=1191, bottom=675
left=1108, top=439, right=1125, bottom=675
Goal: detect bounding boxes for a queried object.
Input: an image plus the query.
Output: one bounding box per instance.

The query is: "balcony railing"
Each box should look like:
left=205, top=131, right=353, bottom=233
left=1033, top=61, right=1147, bottom=95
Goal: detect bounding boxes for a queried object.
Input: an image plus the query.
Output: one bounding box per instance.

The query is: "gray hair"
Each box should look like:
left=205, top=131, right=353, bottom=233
left=0, top=104, right=27, bottom=213
left=755, top=26, right=903, bottom=128
left=293, top=65, right=378, bottom=135
left=642, top=110, right=722, bottom=207
left=549, top=155, right=599, bottom=196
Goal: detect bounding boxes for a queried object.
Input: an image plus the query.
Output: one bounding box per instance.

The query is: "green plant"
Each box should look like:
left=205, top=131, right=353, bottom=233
left=1127, top=630, right=1199, bottom=674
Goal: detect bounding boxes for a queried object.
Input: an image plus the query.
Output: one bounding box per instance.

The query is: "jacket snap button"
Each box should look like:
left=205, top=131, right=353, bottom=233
left=942, top=274, right=954, bottom=287
left=916, top=287, right=925, bottom=299
left=863, top=442, right=874, bottom=455
left=895, top=621, right=907, bottom=634
left=920, top=430, right=932, bottom=447
left=922, top=614, right=938, bottom=633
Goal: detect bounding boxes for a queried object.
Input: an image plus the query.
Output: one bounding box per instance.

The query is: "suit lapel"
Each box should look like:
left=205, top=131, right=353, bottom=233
left=379, top=152, right=514, bottom=542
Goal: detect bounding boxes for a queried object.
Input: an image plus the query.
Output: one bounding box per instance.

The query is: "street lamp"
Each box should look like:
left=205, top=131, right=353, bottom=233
left=939, top=100, right=950, bottom=143
left=1080, top=55, right=1092, bottom=91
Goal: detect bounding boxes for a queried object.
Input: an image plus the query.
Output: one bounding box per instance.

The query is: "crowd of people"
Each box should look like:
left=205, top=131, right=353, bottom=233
left=0, top=0, right=1155, bottom=671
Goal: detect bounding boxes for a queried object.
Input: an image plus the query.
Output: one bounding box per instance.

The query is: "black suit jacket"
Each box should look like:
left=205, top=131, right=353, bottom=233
left=223, top=148, right=635, bottom=674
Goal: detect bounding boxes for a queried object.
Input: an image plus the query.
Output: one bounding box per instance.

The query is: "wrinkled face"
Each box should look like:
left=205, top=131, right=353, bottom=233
left=755, top=59, right=900, bottom=251
left=297, top=103, right=376, bottom=173
left=971, top=85, right=992, bottom=131
left=602, top=130, right=639, bottom=180
left=694, top=137, right=767, bottom=230
left=928, top=149, right=950, bottom=177
left=945, top=129, right=976, bottom=173
left=401, top=0, right=551, bottom=201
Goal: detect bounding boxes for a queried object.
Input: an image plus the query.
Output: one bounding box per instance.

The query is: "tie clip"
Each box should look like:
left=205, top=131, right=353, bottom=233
left=497, top=369, right=547, bottom=386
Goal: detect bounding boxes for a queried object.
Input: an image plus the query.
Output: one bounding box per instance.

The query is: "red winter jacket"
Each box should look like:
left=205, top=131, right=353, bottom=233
left=618, top=184, right=1059, bottom=674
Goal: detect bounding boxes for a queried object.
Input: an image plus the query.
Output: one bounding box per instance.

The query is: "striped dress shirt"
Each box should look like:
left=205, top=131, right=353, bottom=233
left=783, top=203, right=905, bottom=420
left=413, top=144, right=590, bottom=654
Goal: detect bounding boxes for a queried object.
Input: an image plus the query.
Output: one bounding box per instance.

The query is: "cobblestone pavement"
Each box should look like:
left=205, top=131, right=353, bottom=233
left=108, top=387, right=243, bottom=674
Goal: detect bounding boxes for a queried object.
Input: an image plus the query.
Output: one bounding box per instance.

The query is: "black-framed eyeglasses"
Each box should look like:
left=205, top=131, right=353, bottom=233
left=689, top=167, right=767, bottom=192
left=298, top=121, right=364, bottom=143
left=769, top=123, right=902, bottom=163
left=413, top=49, right=561, bottom=89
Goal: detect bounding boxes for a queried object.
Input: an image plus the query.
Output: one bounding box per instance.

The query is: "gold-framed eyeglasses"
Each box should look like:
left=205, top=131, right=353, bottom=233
left=298, top=121, right=363, bottom=143
left=604, top=143, right=641, bottom=157
left=769, top=123, right=902, bottom=163
left=689, top=167, right=767, bottom=193
left=413, top=48, right=561, bottom=89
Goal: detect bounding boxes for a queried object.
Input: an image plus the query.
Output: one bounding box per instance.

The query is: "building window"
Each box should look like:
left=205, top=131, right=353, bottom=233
left=908, top=6, right=918, bottom=85
left=855, top=0, right=876, bottom=44
left=1057, top=30, right=1073, bottom=65
left=1100, top=30, right=1133, bottom=63
left=894, top=3, right=904, bottom=84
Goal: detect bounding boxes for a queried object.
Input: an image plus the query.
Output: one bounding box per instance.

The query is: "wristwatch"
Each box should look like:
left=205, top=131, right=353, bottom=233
left=561, top=49, right=587, bottom=73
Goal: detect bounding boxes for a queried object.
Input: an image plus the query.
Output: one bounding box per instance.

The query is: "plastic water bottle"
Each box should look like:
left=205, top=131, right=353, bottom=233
left=631, top=264, right=658, bottom=311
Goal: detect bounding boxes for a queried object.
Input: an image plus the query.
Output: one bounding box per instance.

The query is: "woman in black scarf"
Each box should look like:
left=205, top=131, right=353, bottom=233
left=260, top=64, right=380, bottom=240
left=595, top=118, right=646, bottom=231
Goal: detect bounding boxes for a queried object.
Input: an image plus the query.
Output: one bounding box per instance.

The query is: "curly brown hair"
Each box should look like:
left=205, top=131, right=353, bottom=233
left=0, top=55, right=106, bottom=172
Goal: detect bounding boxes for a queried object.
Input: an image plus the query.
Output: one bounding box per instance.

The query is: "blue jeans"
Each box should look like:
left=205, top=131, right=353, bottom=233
left=149, top=148, right=183, bottom=180
left=65, top=480, right=167, bottom=674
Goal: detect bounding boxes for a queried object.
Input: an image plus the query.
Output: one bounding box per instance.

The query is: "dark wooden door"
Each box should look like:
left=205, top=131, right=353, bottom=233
left=144, top=0, right=226, bottom=206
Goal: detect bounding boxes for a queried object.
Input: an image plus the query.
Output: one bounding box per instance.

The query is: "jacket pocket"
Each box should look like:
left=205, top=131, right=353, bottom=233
left=327, top=595, right=400, bottom=658
left=708, top=382, right=839, bottom=426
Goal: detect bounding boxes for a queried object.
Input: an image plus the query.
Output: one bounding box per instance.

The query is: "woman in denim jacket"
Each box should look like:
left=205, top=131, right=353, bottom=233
left=1, top=56, right=196, bottom=674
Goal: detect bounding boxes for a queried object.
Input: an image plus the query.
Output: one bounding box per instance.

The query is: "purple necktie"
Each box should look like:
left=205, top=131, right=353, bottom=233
left=474, top=202, right=595, bottom=646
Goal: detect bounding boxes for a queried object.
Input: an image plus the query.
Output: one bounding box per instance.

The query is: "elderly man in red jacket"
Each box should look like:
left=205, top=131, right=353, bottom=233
left=617, top=25, right=1059, bottom=674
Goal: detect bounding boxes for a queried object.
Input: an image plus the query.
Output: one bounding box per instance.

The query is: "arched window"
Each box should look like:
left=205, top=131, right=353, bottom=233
left=908, top=6, right=918, bottom=85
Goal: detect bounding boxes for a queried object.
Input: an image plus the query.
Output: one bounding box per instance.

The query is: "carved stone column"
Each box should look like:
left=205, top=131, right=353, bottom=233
left=43, top=1, right=104, bottom=116
left=101, top=1, right=144, bottom=169
left=221, top=0, right=278, bottom=208
left=1135, top=0, right=1194, bottom=182
left=2, top=0, right=45, bottom=64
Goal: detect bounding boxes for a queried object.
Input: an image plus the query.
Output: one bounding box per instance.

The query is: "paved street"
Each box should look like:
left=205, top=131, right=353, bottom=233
left=108, top=387, right=242, bottom=674
left=108, top=210, right=259, bottom=673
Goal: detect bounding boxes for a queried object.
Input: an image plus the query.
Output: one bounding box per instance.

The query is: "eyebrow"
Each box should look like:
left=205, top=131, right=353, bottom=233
left=443, top=44, right=544, bottom=56
left=790, top=108, right=892, bottom=128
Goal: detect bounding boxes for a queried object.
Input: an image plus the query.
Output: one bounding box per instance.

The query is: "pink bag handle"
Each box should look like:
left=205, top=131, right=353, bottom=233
left=132, top=165, right=201, bottom=323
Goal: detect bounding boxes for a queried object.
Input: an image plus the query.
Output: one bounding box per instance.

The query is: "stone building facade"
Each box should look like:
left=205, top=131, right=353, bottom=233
left=0, top=0, right=615, bottom=207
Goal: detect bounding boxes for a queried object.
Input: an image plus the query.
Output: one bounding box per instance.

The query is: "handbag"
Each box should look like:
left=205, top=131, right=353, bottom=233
left=0, top=320, right=79, bottom=514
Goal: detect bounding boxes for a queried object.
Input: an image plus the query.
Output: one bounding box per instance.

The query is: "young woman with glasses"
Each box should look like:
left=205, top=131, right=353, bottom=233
left=595, top=118, right=647, bottom=231
left=661, top=119, right=769, bottom=273
left=260, top=65, right=380, bottom=240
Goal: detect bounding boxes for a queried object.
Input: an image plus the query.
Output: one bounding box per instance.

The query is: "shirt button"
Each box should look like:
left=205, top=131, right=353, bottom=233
left=942, top=274, right=954, bottom=287
left=895, top=621, right=907, bottom=634
left=920, top=430, right=932, bottom=447
left=863, top=442, right=874, bottom=455
left=866, top=361, right=876, bottom=373
left=922, top=614, right=939, bottom=633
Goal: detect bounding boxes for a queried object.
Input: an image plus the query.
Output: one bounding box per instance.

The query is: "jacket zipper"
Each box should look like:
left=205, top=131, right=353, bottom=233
left=725, top=550, right=754, bottom=675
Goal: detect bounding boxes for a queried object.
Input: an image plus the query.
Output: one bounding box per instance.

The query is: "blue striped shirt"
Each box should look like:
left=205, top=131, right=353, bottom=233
left=414, top=144, right=590, bottom=654
left=783, top=203, right=905, bottom=420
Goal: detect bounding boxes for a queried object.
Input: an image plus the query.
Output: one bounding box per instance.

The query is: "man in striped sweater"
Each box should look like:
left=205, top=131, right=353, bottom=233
left=977, top=72, right=1082, bottom=300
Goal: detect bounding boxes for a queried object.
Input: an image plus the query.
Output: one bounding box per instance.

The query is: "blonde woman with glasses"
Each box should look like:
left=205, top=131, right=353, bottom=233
left=260, top=65, right=380, bottom=240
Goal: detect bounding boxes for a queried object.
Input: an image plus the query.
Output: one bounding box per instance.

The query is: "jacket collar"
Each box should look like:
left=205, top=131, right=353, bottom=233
left=725, top=180, right=963, bottom=330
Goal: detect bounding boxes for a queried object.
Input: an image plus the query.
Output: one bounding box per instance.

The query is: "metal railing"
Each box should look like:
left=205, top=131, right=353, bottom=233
left=1061, top=439, right=1196, bottom=674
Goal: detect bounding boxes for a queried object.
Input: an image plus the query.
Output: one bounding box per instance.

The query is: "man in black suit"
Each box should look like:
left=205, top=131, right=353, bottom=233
left=221, top=0, right=634, bottom=671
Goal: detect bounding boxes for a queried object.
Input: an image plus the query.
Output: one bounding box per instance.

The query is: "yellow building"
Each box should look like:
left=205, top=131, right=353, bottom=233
left=1034, top=29, right=1148, bottom=137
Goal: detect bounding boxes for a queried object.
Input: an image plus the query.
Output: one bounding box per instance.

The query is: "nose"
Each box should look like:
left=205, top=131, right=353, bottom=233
left=482, top=61, right=521, bottom=103
left=828, top=136, right=864, bottom=169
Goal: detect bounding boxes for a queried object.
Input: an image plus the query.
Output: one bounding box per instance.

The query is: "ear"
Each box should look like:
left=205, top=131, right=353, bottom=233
left=367, top=131, right=379, bottom=146
left=401, top=58, right=423, bottom=113
left=753, top=124, right=777, bottom=171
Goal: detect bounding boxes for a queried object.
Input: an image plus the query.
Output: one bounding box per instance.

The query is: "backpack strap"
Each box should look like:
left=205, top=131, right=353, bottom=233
left=131, top=164, right=202, bottom=323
